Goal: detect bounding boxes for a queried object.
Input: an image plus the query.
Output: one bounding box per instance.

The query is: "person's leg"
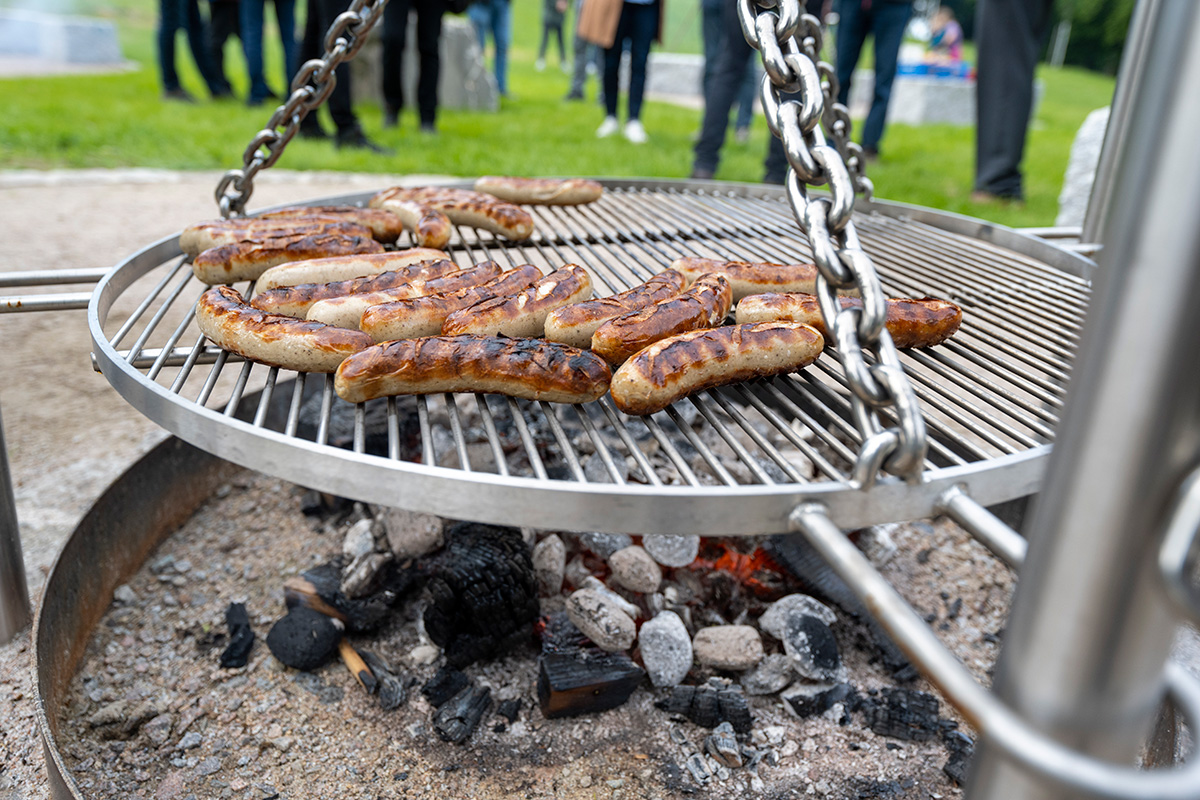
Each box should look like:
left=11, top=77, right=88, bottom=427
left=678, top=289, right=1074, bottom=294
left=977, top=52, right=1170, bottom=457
left=733, top=51, right=757, bottom=134
left=601, top=4, right=633, bottom=121
left=274, top=0, right=298, bottom=89
left=241, top=0, right=270, bottom=102
left=624, top=1, right=657, bottom=122
left=692, top=0, right=753, bottom=175
left=381, top=0, right=410, bottom=121
left=158, top=0, right=184, bottom=94
left=538, top=21, right=551, bottom=62
left=185, top=0, right=224, bottom=96
left=467, top=2, right=489, bottom=51
left=700, top=0, right=723, bottom=101
left=493, top=0, right=511, bottom=95
left=834, top=0, right=869, bottom=106
left=568, top=0, right=589, bottom=97
left=415, top=0, right=444, bottom=128
left=207, top=2, right=238, bottom=95
left=859, top=0, right=911, bottom=152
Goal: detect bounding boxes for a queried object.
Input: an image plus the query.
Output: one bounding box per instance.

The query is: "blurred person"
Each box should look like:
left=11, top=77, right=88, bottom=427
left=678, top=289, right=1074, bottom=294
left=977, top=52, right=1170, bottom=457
left=927, top=4, right=963, bottom=63
left=700, top=0, right=755, bottom=143
left=468, top=0, right=513, bottom=97
left=158, top=0, right=226, bottom=101
left=972, top=0, right=1053, bottom=203
left=834, top=0, right=913, bottom=159
left=579, top=0, right=663, bottom=144
left=565, top=0, right=603, bottom=101
left=240, top=0, right=298, bottom=105
left=296, top=0, right=392, bottom=153
left=537, top=0, right=570, bottom=72
left=381, top=0, right=446, bottom=133
left=206, top=0, right=241, bottom=98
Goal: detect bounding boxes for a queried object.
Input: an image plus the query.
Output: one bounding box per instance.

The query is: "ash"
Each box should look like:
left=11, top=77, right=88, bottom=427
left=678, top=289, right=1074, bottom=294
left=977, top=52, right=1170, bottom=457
left=58, top=470, right=1015, bottom=800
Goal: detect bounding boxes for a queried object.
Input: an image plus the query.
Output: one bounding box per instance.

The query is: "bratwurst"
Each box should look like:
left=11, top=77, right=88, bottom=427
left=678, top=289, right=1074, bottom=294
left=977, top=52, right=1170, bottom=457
left=370, top=186, right=534, bottom=241
left=250, top=258, right=461, bottom=318
left=473, top=176, right=604, bottom=206
left=734, top=293, right=963, bottom=348
left=441, top=265, right=593, bottom=338
left=191, top=233, right=385, bottom=284
left=671, top=256, right=860, bottom=301
left=591, top=272, right=732, bottom=365
left=543, top=269, right=687, bottom=349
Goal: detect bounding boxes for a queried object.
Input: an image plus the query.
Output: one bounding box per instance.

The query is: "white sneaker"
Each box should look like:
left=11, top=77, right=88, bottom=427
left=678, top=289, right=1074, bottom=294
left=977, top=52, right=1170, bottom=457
left=624, top=119, right=648, bottom=144
left=535, top=58, right=546, bottom=72
left=596, top=116, right=620, bottom=138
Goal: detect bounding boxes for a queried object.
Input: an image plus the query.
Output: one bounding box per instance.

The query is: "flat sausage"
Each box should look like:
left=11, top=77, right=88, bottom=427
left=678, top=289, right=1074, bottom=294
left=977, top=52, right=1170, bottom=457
left=473, top=176, right=604, bottom=206
left=334, top=335, right=612, bottom=405
left=360, top=265, right=543, bottom=342
left=307, top=262, right=505, bottom=329
left=371, top=186, right=534, bottom=241
left=441, top=265, right=593, bottom=337
left=254, top=248, right=451, bottom=292
left=734, top=293, right=963, bottom=348
left=191, top=233, right=385, bottom=284
left=250, top=258, right=461, bottom=318
left=257, top=205, right=407, bottom=243
left=365, top=196, right=453, bottom=249
left=196, top=286, right=373, bottom=373
left=180, top=217, right=371, bottom=256
left=591, top=273, right=732, bottom=365
left=671, top=256, right=860, bottom=301
left=543, top=269, right=687, bottom=349
left=610, top=322, right=825, bottom=416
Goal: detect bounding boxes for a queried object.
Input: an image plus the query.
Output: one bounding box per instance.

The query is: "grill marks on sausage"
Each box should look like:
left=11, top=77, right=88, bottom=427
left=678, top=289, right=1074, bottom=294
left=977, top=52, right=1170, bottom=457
left=591, top=273, right=733, bottom=365
left=734, top=293, right=963, bottom=348
left=250, top=258, right=461, bottom=317
left=671, top=256, right=838, bottom=301
left=180, top=217, right=373, bottom=256
left=473, top=176, right=604, bottom=206
left=254, top=248, right=452, bottom=292
left=257, top=205, right=407, bottom=243
left=371, top=186, right=534, bottom=241
left=441, top=265, right=593, bottom=337
left=544, top=270, right=687, bottom=348
left=191, top=233, right=385, bottom=284
left=367, top=197, right=454, bottom=249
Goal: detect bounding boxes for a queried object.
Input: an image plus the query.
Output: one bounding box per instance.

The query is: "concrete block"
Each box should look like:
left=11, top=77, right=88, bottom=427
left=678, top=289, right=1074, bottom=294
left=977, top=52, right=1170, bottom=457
left=0, top=9, right=123, bottom=64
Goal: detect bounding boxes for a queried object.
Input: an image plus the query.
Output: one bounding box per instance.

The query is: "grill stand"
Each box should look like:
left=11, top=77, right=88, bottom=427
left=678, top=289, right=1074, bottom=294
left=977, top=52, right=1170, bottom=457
left=0, top=403, right=31, bottom=642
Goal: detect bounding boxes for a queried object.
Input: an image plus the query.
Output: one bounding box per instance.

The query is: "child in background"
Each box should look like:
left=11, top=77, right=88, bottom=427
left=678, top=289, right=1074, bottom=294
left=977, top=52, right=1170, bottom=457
left=536, top=0, right=570, bottom=72
left=928, top=5, right=963, bottom=63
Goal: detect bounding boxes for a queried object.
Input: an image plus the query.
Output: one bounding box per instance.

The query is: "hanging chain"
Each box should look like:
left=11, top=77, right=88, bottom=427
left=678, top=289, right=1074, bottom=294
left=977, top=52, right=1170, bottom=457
left=740, top=0, right=926, bottom=486
left=214, top=0, right=391, bottom=218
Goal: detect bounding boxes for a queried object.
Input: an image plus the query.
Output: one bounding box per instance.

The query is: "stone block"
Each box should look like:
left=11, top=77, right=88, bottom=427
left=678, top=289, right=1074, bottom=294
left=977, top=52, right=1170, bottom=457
left=0, top=9, right=123, bottom=64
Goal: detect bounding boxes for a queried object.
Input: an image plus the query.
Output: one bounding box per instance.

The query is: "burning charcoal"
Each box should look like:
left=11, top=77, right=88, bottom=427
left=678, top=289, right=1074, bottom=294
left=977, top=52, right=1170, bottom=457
left=496, top=698, right=522, bottom=722
left=563, top=554, right=595, bottom=590
left=361, top=651, right=410, bottom=711
left=705, top=722, right=743, bottom=768
left=579, top=531, right=633, bottom=558
left=422, top=666, right=470, bottom=708
left=565, top=588, right=637, bottom=652
left=285, top=558, right=419, bottom=634
left=783, top=613, right=841, bottom=681
left=219, top=602, right=255, bottom=668
left=379, top=508, right=444, bottom=560
left=864, top=688, right=941, bottom=741
left=266, top=607, right=342, bottom=671
left=758, top=593, right=837, bottom=640
left=531, top=534, right=566, bottom=596
left=609, top=545, right=663, bottom=594
left=692, top=625, right=764, bottom=671
left=660, top=682, right=753, bottom=733
left=740, top=654, right=794, bottom=696
left=642, top=534, right=700, bottom=568
left=433, top=686, right=492, bottom=744
left=638, top=610, right=693, bottom=688
left=781, top=681, right=858, bottom=720
left=537, top=613, right=645, bottom=718
left=422, top=522, right=540, bottom=668
left=943, top=730, right=975, bottom=785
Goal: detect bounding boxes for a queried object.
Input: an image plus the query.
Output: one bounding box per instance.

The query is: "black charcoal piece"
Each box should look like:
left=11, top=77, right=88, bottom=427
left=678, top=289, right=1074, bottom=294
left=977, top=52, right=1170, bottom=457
left=943, top=730, right=975, bottom=785
left=361, top=650, right=410, bottom=711
left=496, top=698, right=522, bottom=723
left=537, top=650, right=644, bottom=718
left=864, top=688, right=941, bottom=741
left=659, top=684, right=752, bottom=734
left=422, top=666, right=470, bottom=708
left=265, top=607, right=341, bottom=671
left=219, top=602, right=255, bottom=668
left=781, top=681, right=859, bottom=719
left=286, top=558, right=419, bottom=634
left=422, top=522, right=540, bottom=668
left=784, top=613, right=841, bottom=681
left=433, top=686, right=492, bottom=744
left=705, top=722, right=743, bottom=768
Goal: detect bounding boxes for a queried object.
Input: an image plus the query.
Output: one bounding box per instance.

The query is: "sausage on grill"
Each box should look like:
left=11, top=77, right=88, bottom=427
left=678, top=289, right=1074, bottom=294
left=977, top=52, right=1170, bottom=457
left=258, top=205, right=407, bottom=243
left=254, top=248, right=451, bottom=292
left=334, top=335, right=612, bottom=405
left=370, top=186, right=534, bottom=241
left=250, top=258, right=461, bottom=318
left=191, top=233, right=385, bottom=284
left=473, top=176, right=604, bottom=206
left=441, top=265, right=593, bottom=338
left=610, top=322, right=825, bottom=416
left=360, top=265, right=544, bottom=342
left=543, top=269, right=687, bottom=349
left=734, top=293, right=963, bottom=348
left=591, top=272, right=732, bottom=365
left=365, top=196, right=453, bottom=249
left=196, top=286, right=373, bottom=373
left=180, top=217, right=371, bottom=256
left=671, top=256, right=860, bottom=301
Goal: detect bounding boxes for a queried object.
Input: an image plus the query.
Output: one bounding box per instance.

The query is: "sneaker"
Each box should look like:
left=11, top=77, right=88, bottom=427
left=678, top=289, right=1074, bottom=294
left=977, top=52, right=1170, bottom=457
left=162, top=88, right=196, bottom=103
left=335, top=128, right=394, bottom=156
left=623, top=119, right=648, bottom=144
left=535, top=58, right=546, bottom=71
left=298, top=120, right=329, bottom=140
left=596, top=116, right=620, bottom=138
left=734, top=126, right=750, bottom=144
left=564, top=89, right=584, bottom=101
left=419, top=121, right=437, bottom=135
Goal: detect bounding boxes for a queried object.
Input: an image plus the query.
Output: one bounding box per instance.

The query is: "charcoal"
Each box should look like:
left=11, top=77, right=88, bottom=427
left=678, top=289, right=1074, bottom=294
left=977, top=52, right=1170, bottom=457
left=943, top=730, right=974, bottom=785
left=286, top=558, right=420, bottom=634
left=864, top=688, right=941, bottom=741
left=659, top=683, right=752, bottom=733
left=297, top=393, right=419, bottom=460
left=781, top=681, right=858, bottom=720
left=266, top=607, right=342, bottom=671
left=705, top=721, right=743, bottom=768
left=783, top=613, right=841, bottom=681
left=422, top=521, right=540, bottom=668
left=433, top=686, right=492, bottom=744
left=422, top=666, right=470, bottom=708
left=685, top=752, right=713, bottom=784
left=299, top=490, right=353, bottom=518
left=496, top=698, right=522, bottom=722
left=361, top=651, right=410, bottom=711
left=537, top=612, right=644, bottom=718
left=218, top=602, right=255, bottom=668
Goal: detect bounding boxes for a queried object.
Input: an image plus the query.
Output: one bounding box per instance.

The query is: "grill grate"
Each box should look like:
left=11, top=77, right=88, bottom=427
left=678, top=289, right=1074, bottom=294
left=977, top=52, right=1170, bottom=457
left=90, top=180, right=1093, bottom=533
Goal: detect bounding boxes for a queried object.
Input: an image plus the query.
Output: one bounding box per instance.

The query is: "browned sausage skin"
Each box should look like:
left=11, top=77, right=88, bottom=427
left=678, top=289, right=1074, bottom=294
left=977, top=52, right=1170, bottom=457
left=473, top=176, right=604, bottom=206
left=591, top=273, right=733, bottom=365
left=370, top=186, right=534, bottom=241
left=249, top=258, right=462, bottom=318
left=671, top=256, right=861, bottom=301
left=544, top=269, right=687, bottom=349
left=257, top=205, right=407, bottom=243
left=191, top=233, right=386, bottom=284
left=365, top=196, right=453, bottom=249
left=180, top=217, right=371, bottom=256
left=441, top=265, right=593, bottom=337
left=734, top=293, right=963, bottom=348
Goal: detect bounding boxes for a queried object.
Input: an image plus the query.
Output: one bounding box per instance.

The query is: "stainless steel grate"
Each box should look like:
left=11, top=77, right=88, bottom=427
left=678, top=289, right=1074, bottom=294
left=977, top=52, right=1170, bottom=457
left=89, top=180, right=1093, bottom=534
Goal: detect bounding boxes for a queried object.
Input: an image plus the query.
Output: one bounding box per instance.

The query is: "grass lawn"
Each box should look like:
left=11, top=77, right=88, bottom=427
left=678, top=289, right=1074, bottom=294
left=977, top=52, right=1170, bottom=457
left=0, top=1, right=1115, bottom=229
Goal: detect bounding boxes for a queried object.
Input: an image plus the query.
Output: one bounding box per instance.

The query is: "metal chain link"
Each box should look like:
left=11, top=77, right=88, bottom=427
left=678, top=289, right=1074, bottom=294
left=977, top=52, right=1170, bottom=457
left=214, top=0, right=390, bottom=218
left=740, top=0, right=926, bottom=486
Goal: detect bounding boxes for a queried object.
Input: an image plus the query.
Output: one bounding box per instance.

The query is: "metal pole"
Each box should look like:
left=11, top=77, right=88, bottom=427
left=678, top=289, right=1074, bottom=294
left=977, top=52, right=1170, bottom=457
left=969, top=2, right=1200, bottom=798
left=0, top=402, right=32, bottom=643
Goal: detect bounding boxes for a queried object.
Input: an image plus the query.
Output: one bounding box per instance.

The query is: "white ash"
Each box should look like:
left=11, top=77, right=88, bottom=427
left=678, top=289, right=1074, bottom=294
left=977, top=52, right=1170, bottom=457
left=340, top=551, right=393, bottom=599
left=563, top=554, right=593, bottom=590
left=857, top=523, right=900, bottom=568
left=341, top=518, right=376, bottom=560
left=565, top=588, right=637, bottom=652
left=642, top=533, right=700, bottom=567
left=577, top=531, right=632, bottom=558
left=758, top=593, right=837, bottom=640
left=782, top=613, right=842, bottom=682
left=531, top=534, right=566, bottom=596
left=608, top=545, right=662, bottom=594
left=740, top=653, right=795, bottom=695
left=380, top=507, right=444, bottom=560
left=693, top=625, right=765, bottom=671
left=579, top=576, right=641, bottom=619
left=638, top=610, right=693, bottom=687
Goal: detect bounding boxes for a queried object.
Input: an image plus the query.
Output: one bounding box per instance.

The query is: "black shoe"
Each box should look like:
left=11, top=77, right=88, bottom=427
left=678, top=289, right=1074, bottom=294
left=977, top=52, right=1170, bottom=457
left=335, top=128, right=394, bottom=155
left=298, top=120, right=329, bottom=140
left=163, top=88, right=196, bottom=103
left=383, top=109, right=399, bottom=129
left=690, top=167, right=715, bottom=180
left=762, top=172, right=786, bottom=185
left=419, top=121, right=437, bottom=135
left=564, top=89, right=584, bottom=101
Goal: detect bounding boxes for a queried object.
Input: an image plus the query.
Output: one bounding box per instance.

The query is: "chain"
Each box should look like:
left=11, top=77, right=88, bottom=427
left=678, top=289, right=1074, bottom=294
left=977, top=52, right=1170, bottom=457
left=740, top=0, right=926, bottom=486
left=214, top=0, right=390, bottom=218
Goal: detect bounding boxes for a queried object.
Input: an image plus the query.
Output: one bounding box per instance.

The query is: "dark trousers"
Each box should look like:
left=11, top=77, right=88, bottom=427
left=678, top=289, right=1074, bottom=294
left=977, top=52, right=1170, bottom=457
left=974, top=0, right=1053, bottom=198
left=835, top=0, right=911, bottom=152
left=158, top=0, right=221, bottom=94
left=692, top=0, right=753, bottom=173
left=301, top=0, right=357, bottom=133
left=241, top=0, right=298, bottom=103
left=539, top=23, right=566, bottom=63
left=207, top=0, right=240, bottom=95
left=603, top=1, right=658, bottom=121
left=382, top=0, right=444, bottom=125
left=701, top=0, right=755, bottom=131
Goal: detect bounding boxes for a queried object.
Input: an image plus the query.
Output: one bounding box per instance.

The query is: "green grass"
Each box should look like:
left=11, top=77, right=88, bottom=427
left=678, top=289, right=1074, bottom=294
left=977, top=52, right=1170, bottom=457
left=0, top=1, right=1115, bottom=229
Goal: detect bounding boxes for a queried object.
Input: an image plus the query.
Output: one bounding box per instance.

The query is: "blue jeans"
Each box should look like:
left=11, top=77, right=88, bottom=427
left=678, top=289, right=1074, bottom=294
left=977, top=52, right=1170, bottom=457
left=240, top=0, right=298, bottom=102
left=701, top=0, right=755, bottom=130
left=604, top=0, right=658, bottom=121
left=158, top=0, right=221, bottom=94
left=468, top=0, right=512, bottom=96
left=835, top=0, right=911, bottom=152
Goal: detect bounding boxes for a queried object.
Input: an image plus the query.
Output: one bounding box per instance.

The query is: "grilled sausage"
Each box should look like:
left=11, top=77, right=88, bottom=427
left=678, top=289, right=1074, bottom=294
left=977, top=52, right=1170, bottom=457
left=250, top=258, right=461, bottom=318
left=196, top=286, right=373, bottom=373
left=334, top=335, right=612, bottom=405
left=366, top=196, right=453, bottom=249
left=671, top=256, right=860, bottom=301
left=441, top=265, right=593, bottom=337
left=610, top=322, right=825, bottom=415
left=370, top=186, right=535, bottom=241
left=258, top=205, right=407, bottom=243
left=591, top=273, right=732, bottom=365
left=307, top=262, right=506, bottom=329
left=473, top=176, right=604, bottom=206
left=360, top=265, right=544, bottom=342
left=734, top=293, right=964, bottom=348
left=543, top=269, right=687, bottom=349
left=180, top=217, right=371, bottom=256
left=254, top=248, right=451, bottom=292
left=191, top=233, right=385, bottom=284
